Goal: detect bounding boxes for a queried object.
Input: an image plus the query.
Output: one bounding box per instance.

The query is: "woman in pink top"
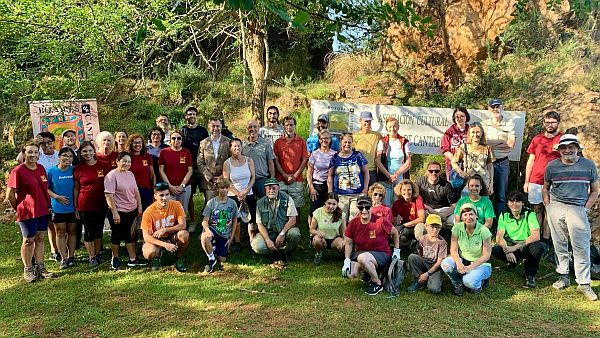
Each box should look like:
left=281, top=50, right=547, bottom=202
left=441, top=107, right=470, bottom=181
left=104, top=152, right=144, bottom=269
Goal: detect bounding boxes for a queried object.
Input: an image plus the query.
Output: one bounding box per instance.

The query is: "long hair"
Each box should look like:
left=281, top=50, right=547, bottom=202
left=126, top=133, right=147, bottom=155
left=78, top=141, right=97, bottom=163
left=467, top=122, right=488, bottom=145
left=326, top=192, right=342, bottom=223
left=467, top=174, right=489, bottom=196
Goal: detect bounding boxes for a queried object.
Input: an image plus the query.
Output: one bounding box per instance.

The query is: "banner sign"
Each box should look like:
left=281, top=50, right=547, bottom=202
left=310, top=100, right=526, bottom=161
left=29, top=99, right=99, bottom=149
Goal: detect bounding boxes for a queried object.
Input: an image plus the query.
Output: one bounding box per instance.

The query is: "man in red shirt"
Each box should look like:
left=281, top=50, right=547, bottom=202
left=342, top=195, right=400, bottom=296
left=523, top=111, right=562, bottom=243
left=273, top=116, right=308, bottom=214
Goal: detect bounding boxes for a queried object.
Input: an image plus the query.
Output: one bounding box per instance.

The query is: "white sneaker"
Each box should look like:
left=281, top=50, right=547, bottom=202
left=576, top=284, right=598, bottom=301
left=552, top=275, right=570, bottom=290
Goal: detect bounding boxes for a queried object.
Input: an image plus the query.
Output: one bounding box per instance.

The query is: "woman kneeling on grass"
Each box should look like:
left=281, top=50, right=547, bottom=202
left=310, top=192, right=346, bottom=266
left=104, top=152, right=145, bottom=269
left=442, top=203, right=492, bottom=296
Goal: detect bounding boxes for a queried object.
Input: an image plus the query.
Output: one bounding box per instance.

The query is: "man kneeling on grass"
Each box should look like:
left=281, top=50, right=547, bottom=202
left=342, top=195, right=400, bottom=296
left=141, top=182, right=190, bottom=272
left=406, top=214, right=447, bottom=294
left=200, top=178, right=239, bottom=273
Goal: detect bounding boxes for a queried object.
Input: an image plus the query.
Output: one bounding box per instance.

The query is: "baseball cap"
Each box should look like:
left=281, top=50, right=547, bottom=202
left=359, top=111, right=373, bottom=121
left=488, top=98, right=503, bottom=107
left=459, top=203, right=478, bottom=217
left=357, top=195, right=372, bottom=206
left=61, top=129, right=76, bottom=138
left=264, top=178, right=279, bottom=187
left=425, top=214, right=442, bottom=227
left=317, top=114, right=329, bottom=122
left=555, top=133, right=583, bottom=150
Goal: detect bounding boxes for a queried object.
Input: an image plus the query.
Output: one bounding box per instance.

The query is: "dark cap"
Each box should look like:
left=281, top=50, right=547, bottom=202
left=317, top=114, right=329, bottom=122
left=488, top=98, right=503, bottom=107
left=359, top=111, right=373, bottom=121
left=357, top=195, right=372, bottom=206
left=264, top=178, right=280, bottom=187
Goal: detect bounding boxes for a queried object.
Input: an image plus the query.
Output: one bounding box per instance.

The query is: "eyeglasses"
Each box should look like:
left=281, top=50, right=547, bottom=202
left=133, top=141, right=143, bottom=145
left=428, top=170, right=441, bottom=173
left=357, top=205, right=371, bottom=211
left=151, top=133, right=161, bottom=137
left=372, top=193, right=384, bottom=197
left=171, top=137, right=182, bottom=140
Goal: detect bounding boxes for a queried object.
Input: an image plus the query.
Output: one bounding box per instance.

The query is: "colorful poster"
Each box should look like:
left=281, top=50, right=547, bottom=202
left=29, top=99, right=99, bottom=149
left=310, top=100, right=526, bottom=161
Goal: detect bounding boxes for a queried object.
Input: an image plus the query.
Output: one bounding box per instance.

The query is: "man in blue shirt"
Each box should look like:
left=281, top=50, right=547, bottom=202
left=307, top=114, right=340, bottom=153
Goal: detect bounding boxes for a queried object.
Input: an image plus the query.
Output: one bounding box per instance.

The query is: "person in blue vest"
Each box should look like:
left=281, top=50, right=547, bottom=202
left=251, top=178, right=301, bottom=262
left=306, top=114, right=340, bottom=153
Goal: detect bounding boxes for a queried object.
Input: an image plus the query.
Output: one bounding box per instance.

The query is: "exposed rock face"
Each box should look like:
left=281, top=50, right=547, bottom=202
left=382, top=0, right=569, bottom=86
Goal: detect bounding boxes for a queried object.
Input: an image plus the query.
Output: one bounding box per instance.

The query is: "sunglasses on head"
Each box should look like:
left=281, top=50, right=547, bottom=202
left=357, top=205, right=371, bottom=211
left=428, top=169, right=440, bottom=173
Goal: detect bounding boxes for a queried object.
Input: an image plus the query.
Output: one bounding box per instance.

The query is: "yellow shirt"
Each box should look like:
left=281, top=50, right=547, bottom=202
left=352, top=131, right=381, bottom=171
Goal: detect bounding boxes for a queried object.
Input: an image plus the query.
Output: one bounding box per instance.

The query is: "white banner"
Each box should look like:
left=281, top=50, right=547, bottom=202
left=310, top=100, right=526, bottom=161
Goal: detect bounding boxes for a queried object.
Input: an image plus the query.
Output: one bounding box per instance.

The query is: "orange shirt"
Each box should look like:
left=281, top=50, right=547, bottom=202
left=141, top=200, right=185, bottom=237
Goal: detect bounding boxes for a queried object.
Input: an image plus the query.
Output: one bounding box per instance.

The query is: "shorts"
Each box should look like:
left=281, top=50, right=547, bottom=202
left=351, top=250, right=391, bottom=270
left=108, top=209, right=138, bottom=245
left=18, top=215, right=50, bottom=238
left=52, top=212, right=77, bottom=224
left=158, top=233, right=178, bottom=244
left=80, top=209, right=108, bottom=242
left=311, top=236, right=342, bottom=249
left=278, top=181, right=304, bottom=208
left=527, top=183, right=543, bottom=205
left=206, top=226, right=229, bottom=258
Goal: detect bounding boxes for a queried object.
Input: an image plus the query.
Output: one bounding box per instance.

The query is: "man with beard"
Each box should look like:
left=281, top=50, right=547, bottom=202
left=181, top=106, right=209, bottom=230
left=156, top=114, right=171, bottom=145
left=543, top=134, right=599, bottom=301
left=258, top=106, right=284, bottom=148
left=306, top=114, right=340, bottom=153
left=523, top=111, right=562, bottom=245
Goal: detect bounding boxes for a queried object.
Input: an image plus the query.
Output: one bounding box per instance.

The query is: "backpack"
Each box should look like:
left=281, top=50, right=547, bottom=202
left=382, top=255, right=406, bottom=297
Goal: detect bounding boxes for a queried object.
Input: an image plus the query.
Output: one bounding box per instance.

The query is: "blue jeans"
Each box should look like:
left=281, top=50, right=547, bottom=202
left=493, top=158, right=510, bottom=214
left=441, top=256, right=492, bottom=291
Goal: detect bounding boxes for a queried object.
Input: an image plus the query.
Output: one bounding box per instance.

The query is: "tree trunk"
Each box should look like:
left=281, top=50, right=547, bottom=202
left=243, top=18, right=268, bottom=125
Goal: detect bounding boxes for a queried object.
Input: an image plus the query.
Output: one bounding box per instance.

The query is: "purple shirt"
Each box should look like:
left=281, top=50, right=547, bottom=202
left=309, top=149, right=336, bottom=183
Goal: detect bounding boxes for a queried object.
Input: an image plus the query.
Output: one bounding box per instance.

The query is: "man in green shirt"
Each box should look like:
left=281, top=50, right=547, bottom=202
left=492, top=192, right=546, bottom=288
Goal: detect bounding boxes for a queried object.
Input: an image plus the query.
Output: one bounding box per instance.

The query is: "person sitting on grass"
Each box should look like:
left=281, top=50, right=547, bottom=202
left=140, top=182, right=190, bottom=272
left=492, top=191, right=546, bottom=289
left=342, top=195, right=400, bottom=296
left=391, top=179, right=425, bottom=251
left=251, top=178, right=301, bottom=262
left=200, top=178, right=239, bottom=273
left=442, top=203, right=492, bottom=296
left=406, top=214, right=447, bottom=294
left=309, top=192, right=346, bottom=266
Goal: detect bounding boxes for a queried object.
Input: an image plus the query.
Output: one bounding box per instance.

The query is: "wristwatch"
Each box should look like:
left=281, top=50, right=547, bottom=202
left=181, top=183, right=186, bottom=188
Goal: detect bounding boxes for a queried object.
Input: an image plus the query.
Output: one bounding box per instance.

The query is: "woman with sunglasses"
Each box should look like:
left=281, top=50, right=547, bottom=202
left=375, top=116, right=412, bottom=207
left=126, top=133, right=155, bottom=210
left=74, top=141, right=112, bottom=267
left=47, top=147, right=78, bottom=269
left=307, top=130, right=337, bottom=220
left=453, top=174, right=495, bottom=229
left=328, top=134, right=369, bottom=223
left=147, top=127, right=168, bottom=183
left=392, top=179, right=425, bottom=251
left=442, top=203, right=492, bottom=296
left=368, top=182, right=393, bottom=223
left=96, top=131, right=118, bottom=169
left=158, top=130, right=193, bottom=217
left=310, top=192, right=346, bottom=265
left=441, top=107, right=470, bottom=181
left=451, top=122, right=495, bottom=194
left=114, top=131, right=128, bottom=153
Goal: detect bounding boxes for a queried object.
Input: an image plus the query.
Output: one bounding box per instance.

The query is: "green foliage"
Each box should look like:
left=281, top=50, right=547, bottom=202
left=290, top=107, right=310, bottom=139
left=499, top=3, right=558, bottom=58
left=158, top=60, right=211, bottom=105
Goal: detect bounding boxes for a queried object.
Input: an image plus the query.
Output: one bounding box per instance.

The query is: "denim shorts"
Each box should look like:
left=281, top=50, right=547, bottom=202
left=19, top=215, right=50, bottom=238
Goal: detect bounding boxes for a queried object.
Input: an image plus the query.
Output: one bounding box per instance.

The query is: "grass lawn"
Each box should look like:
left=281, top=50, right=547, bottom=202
left=1, top=195, right=599, bottom=337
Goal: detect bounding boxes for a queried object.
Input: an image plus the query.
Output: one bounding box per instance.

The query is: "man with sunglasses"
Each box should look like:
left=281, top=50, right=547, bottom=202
left=342, top=195, right=400, bottom=296
left=414, top=161, right=458, bottom=239
left=141, top=182, right=190, bottom=272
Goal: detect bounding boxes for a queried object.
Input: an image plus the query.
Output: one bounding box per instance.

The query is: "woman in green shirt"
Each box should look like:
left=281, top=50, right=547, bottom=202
left=454, top=174, right=495, bottom=228
left=310, top=192, right=346, bottom=266
left=442, top=203, right=492, bottom=296
left=492, top=191, right=546, bottom=288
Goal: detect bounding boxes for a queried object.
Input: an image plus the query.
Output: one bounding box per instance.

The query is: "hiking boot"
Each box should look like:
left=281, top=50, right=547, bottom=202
left=175, top=258, right=187, bottom=272
left=127, top=258, right=147, bottom=267
left=49, top=252, right=61, bottom=262
left=524, top=276, right=537, bottom=289
left=406, top=280, right=422, bottom=293
left=67, top=257, right=77, bottom=267
left=151, top=258, right=161, bottom=271
left=453, top=285, right=465, bottom=296
left=205, top=258, right=217, bottom=273
left=552, top=275, right=571, bottom=290
left=36, top=263, right=54, bottom=279
left=59, top=259, right=69, bottom=270
left=365, top=281, right=383, bottom=296
left=576, top=284, right=598, bottom=301
left=95, top=254, right=105, bottom=264
left=89, top=257, right=99, bottom=268
left=482, top=278, right=490, bottom=290
left=111, top=257, right=121, bottom=270
left=361, top=273, right=372, bottom=284
left=23, top=266, right=37, bottom=283
left=313, top=252, right=323, bottom=266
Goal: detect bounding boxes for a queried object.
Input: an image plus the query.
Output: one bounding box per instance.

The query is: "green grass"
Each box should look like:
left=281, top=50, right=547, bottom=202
left=1, top=193, right=599, bottom=337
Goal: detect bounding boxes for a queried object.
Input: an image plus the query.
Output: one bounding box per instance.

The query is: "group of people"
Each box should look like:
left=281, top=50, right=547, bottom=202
left=6, top=100, right=599, bottom=301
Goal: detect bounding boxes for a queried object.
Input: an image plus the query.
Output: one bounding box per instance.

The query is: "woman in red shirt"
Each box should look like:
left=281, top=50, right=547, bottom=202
left=95, top=131, right=118, bottom=169
left=7, top=140, right=53, bottom=282
left=126, top=133, right=155, bottom=210
left=74, top=141, right=112, bottom=268
left=392, top=179, right=426, bottom=251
